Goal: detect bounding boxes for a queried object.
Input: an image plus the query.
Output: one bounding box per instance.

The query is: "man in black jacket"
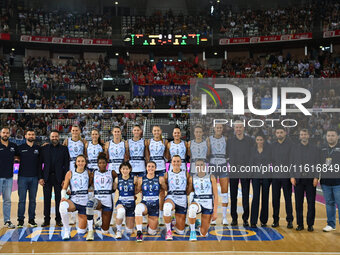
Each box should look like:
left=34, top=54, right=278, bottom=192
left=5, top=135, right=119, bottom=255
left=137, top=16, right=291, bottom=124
left=39, top=130, right=70, bottom=227
left=290, top=129, right=320, bottom=232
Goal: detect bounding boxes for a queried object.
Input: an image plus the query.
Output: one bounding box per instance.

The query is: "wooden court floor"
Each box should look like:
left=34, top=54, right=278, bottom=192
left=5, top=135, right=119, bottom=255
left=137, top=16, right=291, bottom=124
left=1, top=182, right=340, bottom=255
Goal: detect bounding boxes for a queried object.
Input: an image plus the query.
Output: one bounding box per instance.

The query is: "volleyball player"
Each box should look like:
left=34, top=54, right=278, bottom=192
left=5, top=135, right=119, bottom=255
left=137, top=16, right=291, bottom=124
left=85, top=129, right=104, bottom=228
left=188, top=159, right=218, bottom=241
left=167, top=126, right=188, bottom=171
left=127, top=125, right=146, bottom=177
left=59, top=155, right=90, bottom=240
left=113, top=162, right=137, bottom=237
left=163, top=155, right=191, bottom=240
left=63, top=124, right=85, bottom=225
left=206, top=123, right=229, bottom=225
left=86, top=153, right=117, bottom=241
left=134, top=161, right=167, bottom=242
left=145, top=125, right=169, bottom=225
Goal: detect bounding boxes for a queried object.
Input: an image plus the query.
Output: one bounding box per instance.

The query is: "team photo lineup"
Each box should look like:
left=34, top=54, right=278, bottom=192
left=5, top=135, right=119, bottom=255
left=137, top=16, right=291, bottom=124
left=1, top=0, right=340, bottom=254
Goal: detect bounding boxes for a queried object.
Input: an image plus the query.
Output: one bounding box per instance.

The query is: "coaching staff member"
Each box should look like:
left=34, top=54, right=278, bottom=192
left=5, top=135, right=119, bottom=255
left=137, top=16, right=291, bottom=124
left=227, top=121, right=253, bottom=227
left=0, top=127, right=18, bottom=229
left=271, top=126, right=294, bottom=229
left=16, top=129, right=42, bottom=228
left=290, top=129, right=320, bottom=232
left=320, top=128, right=340, bottom=232
left=39, top=130, right=69, bottom=227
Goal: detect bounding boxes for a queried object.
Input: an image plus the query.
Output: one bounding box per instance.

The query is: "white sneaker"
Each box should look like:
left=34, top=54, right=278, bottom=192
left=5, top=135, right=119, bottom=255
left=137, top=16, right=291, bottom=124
left=143, top=216, right=148, bottom=224
left=222, top=218, right=229, bottom=225
left=62, top=230, right=70, bottom=240
left=94, top=217, right=102, bottom=228
left=211, top=220, right=217, bottom=225
left=115, top=231, right=122, bottom=239
left=323, top=225, right=336, bottom=232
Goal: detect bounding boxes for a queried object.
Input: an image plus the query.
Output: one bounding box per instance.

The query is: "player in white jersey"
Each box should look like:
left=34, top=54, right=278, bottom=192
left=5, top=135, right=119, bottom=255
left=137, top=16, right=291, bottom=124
left=63, top=125, right=85, bottom=225
left=127, top=125, right=147, bottom=178
left=206, top=123, right=229, bottom=225
left=59, top=155, right=90, bottom=240
left=86, top=153, right=117, bottom=241
left=163, top=155, right=190, bottom=240
left=105, top=126, right=128, bottom=175
left=85, top=129, right=103, bottom=172
left=145, top=125, right=169, bottom=225
left=187, top=159, right=218, bottom=241
left=189, top=124, right=210, bottom=174
left=166, top=126, right=189, bottom=171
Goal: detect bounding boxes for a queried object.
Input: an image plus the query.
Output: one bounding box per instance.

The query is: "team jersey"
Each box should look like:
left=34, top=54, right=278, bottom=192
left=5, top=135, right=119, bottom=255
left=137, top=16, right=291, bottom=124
left=128, top=138, right=145, bottom=173
left=93, top=170, right=113, bottom=208
left=87, top=142, right=103, bottom=171
left=192, top=174, right=213, bottom=210
left=166, top=169, right=187, bottom=208
left=169, top=140, right=187, bottom=170
left=70, top=169, right=89, bottom=206
left=149, top=139, right=166, bottom=171
left=117, top=176, right=135, bottom=206
left=209, top=135, right=227, bottom=166
left=141, top=175, right=160, bottom=203
left=68, top=138, right=84, bottom=171
left=108, top=140, right=125, bottom=174
left=190, top=139, right=208, bottom=161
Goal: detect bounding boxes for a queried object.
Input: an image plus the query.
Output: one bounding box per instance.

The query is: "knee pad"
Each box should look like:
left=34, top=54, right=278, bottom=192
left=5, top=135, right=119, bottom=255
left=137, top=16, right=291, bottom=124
left=188, top=204, right=199, bottom=219
left=163, top=202, right=173, bottom=217
left=86, top=198, right=98, bottom=216
left=135, top=203, right=146, bottom=217
left=77, top=228, right=87, bottom=234
left=116, top=207, right=126, bottom=220
left=221, top=193, right=229, bottom=204
left=174, top=227, right=185, bottom=235
left=60, top=201, right=69, bottom=215
left=125, top=227, right=133, bottom=234
left=148, top=226, right=157, bottom=235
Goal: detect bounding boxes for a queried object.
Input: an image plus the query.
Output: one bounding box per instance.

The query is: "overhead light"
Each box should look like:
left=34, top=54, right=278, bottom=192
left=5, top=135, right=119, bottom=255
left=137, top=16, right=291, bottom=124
left=103, top=77, right=113, bottom=81
left=115, top=53, right=119, bottom=56
left=126, top=52, right=129, bottom=56
left=115, top=1, right=118, bottom=4
left=115, top=88, right=119, bottom=91
left=214, top=52, right=218, bottom=55
left=124, top=37, right=131, bottom=42
left=11, top=48, right=15, bottom=51
left=217, top=0, right=220, bottom=3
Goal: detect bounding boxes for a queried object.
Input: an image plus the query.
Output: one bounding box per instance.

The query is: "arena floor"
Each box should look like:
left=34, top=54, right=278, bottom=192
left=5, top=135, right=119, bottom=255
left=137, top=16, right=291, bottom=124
left=1, top=178, right=340, bottom=255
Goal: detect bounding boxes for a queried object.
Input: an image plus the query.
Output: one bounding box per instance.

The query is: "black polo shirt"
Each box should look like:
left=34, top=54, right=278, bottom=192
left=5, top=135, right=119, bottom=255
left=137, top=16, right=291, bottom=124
left=17, top=143, right=41, bottom=177
left=320, top=143, right=340, bottom=186
left=227, top=135, right=253, bottom=166
left=0, top=141, right=18, bottom=178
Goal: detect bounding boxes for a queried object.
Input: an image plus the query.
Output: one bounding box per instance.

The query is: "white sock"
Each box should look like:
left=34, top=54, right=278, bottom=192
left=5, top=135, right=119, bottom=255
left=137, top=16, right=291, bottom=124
left=165, top=223, right=171, bottom=231
left=222, top=206, right=227, bottom=219
left=87, top=220, right=93, bottom=231
left=190, top=223, right=195, bottom=231
left=101, top=229, right=108, bottom=234
left=61, top=214, right=70, bottom=232
left=136, top=224, right=142, bottom=231
left=116, top=224, right=122, bottom=232
left=159, top=210, right=163, bottom=218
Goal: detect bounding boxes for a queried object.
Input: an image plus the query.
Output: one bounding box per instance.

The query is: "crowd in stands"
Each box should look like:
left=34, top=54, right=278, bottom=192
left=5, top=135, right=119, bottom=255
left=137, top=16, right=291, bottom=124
left=321, top=1, right=340, bottom=31
left=18, top=10, right=112, bottom=38
left=121, top=10, right=211, bottom=37
left=0, top=8, right=10, bottom=33
left=0, top=58, right=11, bottom=88
left=23, top=56, right=111, bottom=91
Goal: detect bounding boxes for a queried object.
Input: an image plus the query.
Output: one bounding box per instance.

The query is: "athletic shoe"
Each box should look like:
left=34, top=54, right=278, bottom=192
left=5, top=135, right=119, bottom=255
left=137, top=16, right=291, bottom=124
left=41, top=221, right=50, bottom=227
left=222, top=218, right=229, bottom=226
left=62, top=230, right=70, bottom=240
left=195, top=219, right=201, bottom=228
left=56, top=220, right=63, bottom=227
left=28, top=219, right=38, bottom=228
left=115, top=231, right=122, bottom=239
left=5, top=221, right=15, bottom=229
left=323, top=225, right=336, bottom=232
left=17, top=220, right=24, bottom=228
left=94, top=217, right=102, bottom=228
left=136, top=230, right=143, bottom=242
left=86, top=230, right=94, bottom=241
left=210, top=220, right=216, bottom=225
left=165, top=229, right=173, bottom=240
left=159, top=217, right=165, bottom=226
left=189, top=230, right=197, bottom=241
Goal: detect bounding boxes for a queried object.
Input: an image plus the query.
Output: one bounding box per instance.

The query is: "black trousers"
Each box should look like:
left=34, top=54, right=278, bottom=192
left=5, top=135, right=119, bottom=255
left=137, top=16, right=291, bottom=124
left=43, top=174, right=62, bottom=222
left=295, top=180, right=316, bottom=227
left=272, top=178, right=293, bottom=223
left=251, top=179, right=271, bottom=225
left=230, top=178, right=250, bottom=222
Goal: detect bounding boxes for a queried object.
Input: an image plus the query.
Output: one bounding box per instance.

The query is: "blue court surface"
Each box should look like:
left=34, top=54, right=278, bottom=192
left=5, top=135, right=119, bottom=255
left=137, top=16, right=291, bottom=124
left=0, top=226, right=283, bottom=242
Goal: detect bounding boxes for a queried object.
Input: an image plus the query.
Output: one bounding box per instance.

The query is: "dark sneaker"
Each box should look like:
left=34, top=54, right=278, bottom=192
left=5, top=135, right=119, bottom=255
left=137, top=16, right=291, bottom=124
left=41, top=221, right=50, bottom=227
left=56, top=220, right=63, bottom=227
left=17, top=220, right=24, bottom=228
left=5, top=221, right=15, bottom=229
left=28, top=219, right=38, bottom=228
left=136, top=230, right=143, bottom=242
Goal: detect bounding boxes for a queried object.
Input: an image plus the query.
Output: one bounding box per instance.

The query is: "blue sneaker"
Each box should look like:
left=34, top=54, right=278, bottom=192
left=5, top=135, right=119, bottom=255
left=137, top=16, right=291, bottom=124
left=195, top=219, right=201, bottom=228
left=189, top=230, right=197, bottom=241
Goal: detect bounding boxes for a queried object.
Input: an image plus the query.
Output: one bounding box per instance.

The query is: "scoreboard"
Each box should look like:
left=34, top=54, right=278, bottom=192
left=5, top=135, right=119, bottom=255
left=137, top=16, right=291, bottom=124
left=124, top=34, right=209, bottom=46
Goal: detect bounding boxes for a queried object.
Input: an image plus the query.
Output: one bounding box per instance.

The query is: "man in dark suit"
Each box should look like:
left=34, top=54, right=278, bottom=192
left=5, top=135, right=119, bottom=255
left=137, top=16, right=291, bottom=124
left=39, top=130, right=69, bottom=227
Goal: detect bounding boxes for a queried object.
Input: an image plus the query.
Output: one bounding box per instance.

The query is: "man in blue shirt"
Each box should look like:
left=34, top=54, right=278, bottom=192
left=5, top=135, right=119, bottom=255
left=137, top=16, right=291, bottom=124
left=0, top=127, right=18, bottom=228
left=16, top=129, right=41, bottom=228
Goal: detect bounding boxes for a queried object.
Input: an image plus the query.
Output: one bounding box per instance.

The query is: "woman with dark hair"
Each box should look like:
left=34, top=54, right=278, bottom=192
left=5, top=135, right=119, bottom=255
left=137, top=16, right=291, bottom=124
left=250, top=131, right=272, bottom=228
left=113, top=162, right=137, bottom=238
